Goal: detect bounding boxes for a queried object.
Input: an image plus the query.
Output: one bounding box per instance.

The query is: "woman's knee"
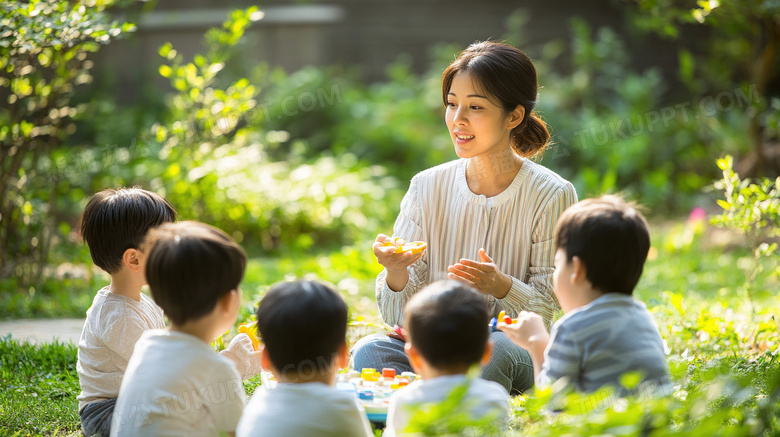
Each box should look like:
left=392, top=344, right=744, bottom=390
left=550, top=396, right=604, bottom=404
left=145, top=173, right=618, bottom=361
left=484, top=331, right=534, bottom=394
left=351, top=334, right=386, bottom=354
left=350, top=334, right=410, bottom=372
left=489, top=331, right=532, bottom=365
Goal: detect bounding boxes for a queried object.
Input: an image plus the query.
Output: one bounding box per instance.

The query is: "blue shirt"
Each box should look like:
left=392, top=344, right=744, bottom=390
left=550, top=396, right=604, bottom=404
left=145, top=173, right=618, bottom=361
left=538, top=293, right=671, bottom=394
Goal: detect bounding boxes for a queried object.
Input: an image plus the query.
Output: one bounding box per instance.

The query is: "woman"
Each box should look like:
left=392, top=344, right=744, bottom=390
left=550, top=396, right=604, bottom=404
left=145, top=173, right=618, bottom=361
left=352, top=41, right=577, bottom=394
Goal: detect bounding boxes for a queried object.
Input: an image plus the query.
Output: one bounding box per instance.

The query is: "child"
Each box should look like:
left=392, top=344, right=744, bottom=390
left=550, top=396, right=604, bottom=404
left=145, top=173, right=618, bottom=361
left=384, top=280, right=510, bottom=437
left=236, top=280, right=374, bottom=437
left=499, top=195, right=671, bottom=394
left=78, top=189, right=259, bottom=437
left=77, top=187, right=176, bottom=437
left=111, top=221, right=249, bottom=436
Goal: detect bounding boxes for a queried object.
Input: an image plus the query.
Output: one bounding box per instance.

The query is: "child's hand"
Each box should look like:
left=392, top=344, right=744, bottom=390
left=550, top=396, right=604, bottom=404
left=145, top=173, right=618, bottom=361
left=498, top=311, right=549, bottom=351
left=220, top=333, right=262, bottom=380
left=238, top=323, right=260, bottom=350
left=373, top=234, right=424, bottom=273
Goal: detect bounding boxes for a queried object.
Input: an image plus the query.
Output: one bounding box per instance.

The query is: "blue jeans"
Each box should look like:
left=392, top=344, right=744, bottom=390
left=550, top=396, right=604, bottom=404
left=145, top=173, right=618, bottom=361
left=80, top=398, right=115, bottom=437
left=351, top=331, right=534, bottom=395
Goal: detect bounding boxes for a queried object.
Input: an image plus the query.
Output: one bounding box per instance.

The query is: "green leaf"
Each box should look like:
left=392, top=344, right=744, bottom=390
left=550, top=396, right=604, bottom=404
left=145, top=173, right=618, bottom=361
left=165, top=162, right=180, bottom=177
left=158, top=64, right=172, bottom=78
left=670, top=293, right=685, bottom=315
left=174, top=78, right=187, bottom=91
left=158, top=42, right=172, bottom=58
left=678, top=49, right=694, bottom=84
left=19, top=120, right=34, bottom=137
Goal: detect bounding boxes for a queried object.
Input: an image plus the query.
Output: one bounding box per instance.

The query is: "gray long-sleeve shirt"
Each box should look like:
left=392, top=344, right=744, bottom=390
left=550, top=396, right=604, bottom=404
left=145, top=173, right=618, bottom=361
left=538, top=293, right=671, bottom=394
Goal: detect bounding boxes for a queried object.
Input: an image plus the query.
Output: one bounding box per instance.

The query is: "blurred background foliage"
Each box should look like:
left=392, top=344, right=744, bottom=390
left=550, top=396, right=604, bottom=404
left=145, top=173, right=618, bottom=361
left=0, top=0, right=136, bottom=293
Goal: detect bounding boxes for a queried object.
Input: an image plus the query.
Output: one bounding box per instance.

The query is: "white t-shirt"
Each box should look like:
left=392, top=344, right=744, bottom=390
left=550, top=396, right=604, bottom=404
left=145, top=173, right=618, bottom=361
left=237, top=382, right=374, bottom=437
left=77, top=287, right=166, bottom=411
left=384, top=375, right=510, bottom=437
left=111, top=330, right=246, bottom=437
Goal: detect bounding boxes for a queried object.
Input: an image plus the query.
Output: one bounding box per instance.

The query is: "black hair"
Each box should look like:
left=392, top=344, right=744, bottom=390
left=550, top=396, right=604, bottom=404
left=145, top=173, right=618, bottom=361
left=404, top=280, right=489, bottom=370
left=555, top=195, right=650, bottom=295
left=442, top=41, right=549, bottom=158
left=255, top=280, right=348, bottom=379
left=81, top=187, right=177, bottom=274
left=145, top=221, right=247, bottom=326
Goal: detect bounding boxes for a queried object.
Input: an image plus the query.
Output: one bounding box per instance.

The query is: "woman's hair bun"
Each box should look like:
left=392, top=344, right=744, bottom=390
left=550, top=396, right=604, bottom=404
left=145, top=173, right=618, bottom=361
left=511, top=112, right=549, bottom=158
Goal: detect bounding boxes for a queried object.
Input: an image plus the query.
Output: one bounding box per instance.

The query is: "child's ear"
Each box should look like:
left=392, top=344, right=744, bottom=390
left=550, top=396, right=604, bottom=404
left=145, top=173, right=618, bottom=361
left=122, top=248, right=142, bottom=273
left=480, top=340, right=494, bottom=367
left=260, top=344, right=272, bottom=371
left=219, top=289, right=240, bottom=316
left=571, top=256, right=587, bottom=284
left=404, top=342, right=422, bottom=374
left=336, top=341, right=349, bottom=370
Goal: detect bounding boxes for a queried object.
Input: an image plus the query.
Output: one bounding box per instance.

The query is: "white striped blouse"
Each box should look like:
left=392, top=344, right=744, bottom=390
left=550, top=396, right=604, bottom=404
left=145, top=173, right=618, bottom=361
left=375, top=158, right=578, bottom=328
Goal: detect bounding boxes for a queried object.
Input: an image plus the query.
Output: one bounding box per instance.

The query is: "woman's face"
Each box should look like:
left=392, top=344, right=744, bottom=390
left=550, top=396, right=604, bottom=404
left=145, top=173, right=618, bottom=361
left=445, top=72, right=515, bottom=159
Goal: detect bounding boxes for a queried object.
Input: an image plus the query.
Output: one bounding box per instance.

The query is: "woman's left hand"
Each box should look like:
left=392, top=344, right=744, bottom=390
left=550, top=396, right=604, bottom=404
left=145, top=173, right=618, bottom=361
left=447, top=248, right=512, bottom=298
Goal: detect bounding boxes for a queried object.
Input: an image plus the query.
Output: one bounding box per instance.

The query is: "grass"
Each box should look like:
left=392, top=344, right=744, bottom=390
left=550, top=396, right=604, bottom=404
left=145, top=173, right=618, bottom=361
left=0, top=222, right=778, bottom=436
left=7, top=221, right=771, bottom=324
left=0, top=338, right=81, bottom=437
left=0, top=240, right=384, bottom=322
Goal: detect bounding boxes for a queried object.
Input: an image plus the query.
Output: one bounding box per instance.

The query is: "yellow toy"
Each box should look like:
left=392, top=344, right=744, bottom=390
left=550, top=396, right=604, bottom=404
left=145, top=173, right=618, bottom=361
left=238, top=322, right=260, bottom=350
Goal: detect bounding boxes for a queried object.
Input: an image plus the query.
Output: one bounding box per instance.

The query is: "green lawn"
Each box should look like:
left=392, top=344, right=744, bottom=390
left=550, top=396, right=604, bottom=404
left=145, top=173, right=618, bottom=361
left=1, top=223, right=778, bottom=436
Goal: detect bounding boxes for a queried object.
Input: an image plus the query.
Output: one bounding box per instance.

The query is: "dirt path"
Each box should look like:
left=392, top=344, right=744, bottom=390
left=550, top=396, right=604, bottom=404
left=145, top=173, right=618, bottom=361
left=0, top=318, right=84, bottom=345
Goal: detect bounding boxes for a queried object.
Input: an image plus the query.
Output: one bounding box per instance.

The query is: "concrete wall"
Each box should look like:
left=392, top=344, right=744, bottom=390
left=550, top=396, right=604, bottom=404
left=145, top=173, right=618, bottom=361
left=92, top=0, right=682, bottom=103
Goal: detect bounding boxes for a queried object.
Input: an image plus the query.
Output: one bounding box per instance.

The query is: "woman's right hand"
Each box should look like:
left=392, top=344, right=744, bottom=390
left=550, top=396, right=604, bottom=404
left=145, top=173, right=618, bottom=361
left=372, top=234, right=425, bottom=273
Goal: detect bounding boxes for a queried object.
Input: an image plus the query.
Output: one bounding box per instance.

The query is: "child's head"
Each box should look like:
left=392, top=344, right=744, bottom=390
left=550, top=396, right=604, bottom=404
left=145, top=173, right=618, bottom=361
left=554, top=195, right=650, bottom=302
left=404, top=280, right=490, bottom=375
left=255, top=280, right=348, bottom=383
left=442, top=40, right=548, bottom=158
left=144, top=221, right=246, bottom=329
left=81, top=187, right=176, bottom=275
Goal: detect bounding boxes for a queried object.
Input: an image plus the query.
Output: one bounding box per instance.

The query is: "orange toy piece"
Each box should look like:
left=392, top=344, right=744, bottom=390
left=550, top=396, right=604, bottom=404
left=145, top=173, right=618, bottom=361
left=381, top=237, right=427, bottom=255
left=238, top=323, right=260, bottom=350
left=395, top=241, right=427, bottom=255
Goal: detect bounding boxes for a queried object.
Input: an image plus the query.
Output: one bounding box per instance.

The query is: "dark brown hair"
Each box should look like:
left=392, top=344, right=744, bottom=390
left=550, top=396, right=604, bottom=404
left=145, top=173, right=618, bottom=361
left=145, top=221, right=247, bottom=326
left=555, top=195, right=650, bottom=295
left=404, top=280, right=489, bottom=370
left=255, top=280, right=348, bottom=379
left=81, top=187, right=177, bottom=274
left=442, top=41, right=549, bottom=158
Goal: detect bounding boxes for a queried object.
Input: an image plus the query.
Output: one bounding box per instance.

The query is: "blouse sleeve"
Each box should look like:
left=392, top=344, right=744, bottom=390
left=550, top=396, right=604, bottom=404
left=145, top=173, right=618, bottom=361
left=498, top=183, right=578, bottom=327
left=376, top=176, right=428, bottom=327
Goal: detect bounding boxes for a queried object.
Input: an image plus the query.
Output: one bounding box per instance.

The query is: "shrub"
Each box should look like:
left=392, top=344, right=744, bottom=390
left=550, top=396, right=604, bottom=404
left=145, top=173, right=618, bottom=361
left=148, top=7, right=402, bottom=251
left=0, top=0, right=135, bottom=287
